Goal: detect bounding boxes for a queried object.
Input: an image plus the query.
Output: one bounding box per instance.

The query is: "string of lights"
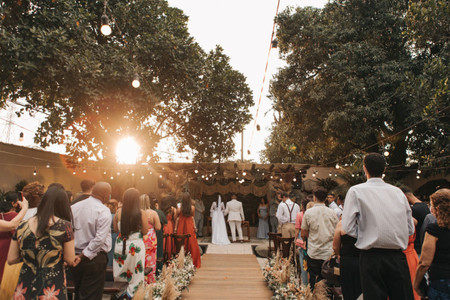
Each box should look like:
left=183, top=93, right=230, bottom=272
left=247, top=0, right=281, bottom=155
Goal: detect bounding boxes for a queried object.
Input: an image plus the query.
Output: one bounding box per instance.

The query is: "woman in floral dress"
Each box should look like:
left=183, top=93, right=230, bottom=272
left=139, top=194, right=161, bottom=283
left=113, top=188, right=149, bottom=298
left=7, top=186, right=79, bottom=300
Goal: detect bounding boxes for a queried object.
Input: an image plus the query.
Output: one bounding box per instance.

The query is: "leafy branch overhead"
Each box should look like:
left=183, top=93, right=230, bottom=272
left=263, top=0, right=449, bottom=171
left=0, top=0, right=253, bottom=162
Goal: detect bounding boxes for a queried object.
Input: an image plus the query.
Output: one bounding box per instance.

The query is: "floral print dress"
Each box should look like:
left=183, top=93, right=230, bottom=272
left=143, top=222, right=157, bottom=283
left=113, top=226, right=145, bottom=298
left=12, top=219, right=74, bottom=300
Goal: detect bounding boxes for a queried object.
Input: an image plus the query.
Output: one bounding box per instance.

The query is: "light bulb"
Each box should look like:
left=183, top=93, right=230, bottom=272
left=132, top=78, right=140, bottom=88
left=194, top=169, right=198, bottom=174
left=243, top=171, right=247, bottom=176
left=417, top=169, right=422, bottom=174
left=83, top=169, right=87, bottom=173
left=335, top=163, right=340, bottom=169
left=33, top=169, right=37, bottom=176
left=19, top=132, right=24, bottom=142
left=384, top=151, right=389, bottom=157
left=293, top=178, right=297, bottom=182
left=46, top=162, right=50, bottom=168
left=141, top=175, right=145, bottom=179
left=312, top=173, right=316, bottom=177
left=100, top=15, right=111, bottom=36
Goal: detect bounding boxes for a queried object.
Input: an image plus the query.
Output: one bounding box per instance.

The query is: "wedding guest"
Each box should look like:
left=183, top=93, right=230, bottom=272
left=342, top=153, right=414, bottom=300
left=113, top=188, right=149, bottom=298
left=333, top=220, right=362, bottom=300
left=176, top=192, right=201, bottom=268
left=107, top=199, right=119, bottom=267
left=0, top=192, right=19, bottom=283
left=294, top=199, right=310, bottom=286
left=256, top=197, right=269, bottom=239
left=22, top=181, right=45, bottom=221
left=8, top=186, right=79, bottom=299
left=401, top=186, right=430, bottom=255
left=71, top=179, right=95, bottom=205
left=0, top=196, right=28, bottom=232
left=161, top=195, right=177, bottom=261
left=327, top=193, right=342, bottom=218
left=140, top=193, right=161, bottom=283
left=194, top=196, right=205, bottom=238
left=403, top=218, right=421, bottom=300
left=414, top=189, right=450, bottom=299
left=149, top=193, right=167, bottom=276
left=269, top=192, right=280, bottom=233
left=71, top=182, right=112, bottom=300
left=302, top=187, right=338, bottom=289
left=66, top=190, right=73, bottom=203
left=276, top=191, right=300, bottom=238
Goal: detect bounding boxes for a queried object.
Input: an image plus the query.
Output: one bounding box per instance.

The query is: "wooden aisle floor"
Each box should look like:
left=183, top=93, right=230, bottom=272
left=181, top=254, right=272, bottom=299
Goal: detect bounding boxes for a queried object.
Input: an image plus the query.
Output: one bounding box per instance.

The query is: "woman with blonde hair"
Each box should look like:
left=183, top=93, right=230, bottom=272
left=139, top=194, right=161, bottom=283
left=414, top=188, right=450, bottom=299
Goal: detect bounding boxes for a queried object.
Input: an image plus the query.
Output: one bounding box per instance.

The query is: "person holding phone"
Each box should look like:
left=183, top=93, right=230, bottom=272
left=0, top=192, right=28, bottom=232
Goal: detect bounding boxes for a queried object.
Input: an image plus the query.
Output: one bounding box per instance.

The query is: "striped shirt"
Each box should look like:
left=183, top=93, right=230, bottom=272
left=342, top=178, right=414, bottom=251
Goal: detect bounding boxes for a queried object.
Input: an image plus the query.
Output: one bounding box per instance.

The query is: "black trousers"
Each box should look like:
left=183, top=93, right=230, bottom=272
left=340, top=255, right=362, bottom=300
left=71, top=252, right=107, bottom=300
left=360, top=249, right=413, bottom=300
left=307, top=257, right=324, bottom=289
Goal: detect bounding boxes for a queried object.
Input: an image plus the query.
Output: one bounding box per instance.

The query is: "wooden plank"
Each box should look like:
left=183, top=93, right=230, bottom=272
left=181, top=254, right=272, bottom=299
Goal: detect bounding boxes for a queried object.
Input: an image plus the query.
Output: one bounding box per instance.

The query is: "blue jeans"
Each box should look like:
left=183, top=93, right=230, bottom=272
left=298, top=248, right=308, bottom=286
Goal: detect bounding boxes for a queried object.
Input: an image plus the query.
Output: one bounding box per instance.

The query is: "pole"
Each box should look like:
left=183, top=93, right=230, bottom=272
left=241, top=131, right=244, bottom=162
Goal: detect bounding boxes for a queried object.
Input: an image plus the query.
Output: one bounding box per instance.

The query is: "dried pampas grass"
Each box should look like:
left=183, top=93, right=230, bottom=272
left=162, top=276, right=181, bottom=300
left=311, top=280, right=329, bottom=300
left=133, top=284, right=145, bottom=300
left=177, top=246, right=185, bottom=269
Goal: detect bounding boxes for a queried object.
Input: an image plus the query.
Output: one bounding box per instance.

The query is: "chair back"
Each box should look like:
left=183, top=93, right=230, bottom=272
left=268, top=232, right=282, bottom=257
left=171, top=233, right=191, bottom=255
left=277, top=236, right=295, bottom=258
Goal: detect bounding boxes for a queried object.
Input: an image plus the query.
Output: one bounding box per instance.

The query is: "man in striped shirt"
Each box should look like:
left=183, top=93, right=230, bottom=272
left=342, top=153, right=414, bottom=300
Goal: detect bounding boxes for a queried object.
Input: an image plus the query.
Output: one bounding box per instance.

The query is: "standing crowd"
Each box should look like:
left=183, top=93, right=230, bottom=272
left=0, top=179, right=202, bottom=300
left=270, top=153, right=450, bottom=300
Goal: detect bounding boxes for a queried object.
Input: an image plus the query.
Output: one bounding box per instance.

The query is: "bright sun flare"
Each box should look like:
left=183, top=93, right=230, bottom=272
left=116, top=137, right=140, bottom=164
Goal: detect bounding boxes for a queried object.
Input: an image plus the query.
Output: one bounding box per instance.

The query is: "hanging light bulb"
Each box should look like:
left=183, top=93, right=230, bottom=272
left=312, top=173, right=316, bottom=177
left=33, top=167, right=37, bottom=176
left=417, top=169, right=422, bottom=174
left=73, top=170, right=76, bottom=175
left=384, top=151, right=389, bottom=157
left=351, top=173, right=355, bottom=177
left=382, top=174, right=386, bottom=179
left=110, top=176, right=114, bottom=180
left=256, top=124, right=261, bottom=131
left=83, top=169, right=87, bottom=173
left=19, top=132, right=24, bottom=142
left=335, top=163, right=340, bottom=169
left=243, top=171, right=247, bottom=176
left=247, top=150, right=251, bottom=155
left=100, top=14, right=112, bottom=36
left=131, top=173, right=135, bottom=177
left=280, top=178, right=283, bottom=182
left=141, top=175, right=145, bottom=179
left=159, top=174, right=163, bottom=178
left=46, top=162, right=50, bottom=168
left=293, top=178, right=297, bottom=182
left=416, top=175, right=420, bottom=179
left=132, top=74, right=140, bottom=88
left=329, top=172, right=332, bottom=177
left=194, top=169, right=199, bottom=174
left=103, top=171, right=107, bottom=175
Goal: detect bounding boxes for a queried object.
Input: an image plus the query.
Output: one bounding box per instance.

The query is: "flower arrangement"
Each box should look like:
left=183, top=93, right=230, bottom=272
left=133, top=247, right=196, bottom=300
left=263, top=252, right=328, bottom=300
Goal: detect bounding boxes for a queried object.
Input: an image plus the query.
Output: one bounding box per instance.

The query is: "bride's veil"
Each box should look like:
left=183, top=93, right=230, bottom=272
left=217, top=194, right=222, bottom=210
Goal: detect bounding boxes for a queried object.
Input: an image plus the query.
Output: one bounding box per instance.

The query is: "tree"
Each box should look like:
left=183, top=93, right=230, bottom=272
left=264, top=0, right=447, bottom=170
left=0, top=0, right=253, bottom=162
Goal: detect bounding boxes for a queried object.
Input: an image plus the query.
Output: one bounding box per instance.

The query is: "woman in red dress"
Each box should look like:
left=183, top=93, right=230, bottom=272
left=404, top=231, right=420, bottom=300
left=175, top=192, right=201, bottom=268
left=162, top=195, right=177, bottom=261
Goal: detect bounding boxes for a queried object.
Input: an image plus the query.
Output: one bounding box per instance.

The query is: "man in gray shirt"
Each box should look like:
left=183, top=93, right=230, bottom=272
left=194, top=197, right=205, bottom=237
left=269, top=192, right=280, bottom=233
left=71, top=182, right=112, bottom=300
left=342, top=153, right=414, bottom=300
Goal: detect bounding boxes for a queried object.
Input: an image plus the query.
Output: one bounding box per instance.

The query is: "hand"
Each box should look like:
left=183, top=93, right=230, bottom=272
left=413, top=283, right=424, bottom=298
left=73, top=256, right=82, bottom=267
left=18, top=198, right=29, bottom=210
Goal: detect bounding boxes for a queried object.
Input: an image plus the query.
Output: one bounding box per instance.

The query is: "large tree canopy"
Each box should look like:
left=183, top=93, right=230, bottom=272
left=0, top=0, right=253, bottom=163
left=263, top=0, right=448, bottom=171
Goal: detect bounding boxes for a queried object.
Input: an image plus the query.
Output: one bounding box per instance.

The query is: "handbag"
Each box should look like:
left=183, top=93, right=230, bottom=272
left=321, top=254, right=340, bottom=286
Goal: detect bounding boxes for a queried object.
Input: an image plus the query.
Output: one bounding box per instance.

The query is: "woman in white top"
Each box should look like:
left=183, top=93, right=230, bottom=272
left=210, top=195, right=230, bottom=245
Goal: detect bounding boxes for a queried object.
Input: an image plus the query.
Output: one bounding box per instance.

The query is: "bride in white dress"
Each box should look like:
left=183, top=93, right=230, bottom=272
left=210, top=195, right=230, bottom=245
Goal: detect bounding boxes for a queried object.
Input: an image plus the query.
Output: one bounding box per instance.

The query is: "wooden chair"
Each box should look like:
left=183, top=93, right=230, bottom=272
left=267, top=232, right=282, bottom=257
left=171, top=233, right=191, bottom=255
left=277, top=236, right=295, bottom=259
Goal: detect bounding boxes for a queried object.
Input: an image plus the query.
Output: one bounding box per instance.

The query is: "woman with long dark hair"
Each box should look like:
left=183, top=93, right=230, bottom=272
left=7, top=186, right=79, bottom=299
left=175, top=192, right=201, bottom=268
left=113, top=188, right=149, bottom=299
left=161, top=194, right=177, bottom=261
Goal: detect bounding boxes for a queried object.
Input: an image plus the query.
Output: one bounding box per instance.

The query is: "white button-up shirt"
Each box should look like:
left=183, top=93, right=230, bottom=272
left=342, top=178, right=414, bottom=251
left=72, top=196, right=112, bottom=260
left=276, top=199, right=300, bottom=224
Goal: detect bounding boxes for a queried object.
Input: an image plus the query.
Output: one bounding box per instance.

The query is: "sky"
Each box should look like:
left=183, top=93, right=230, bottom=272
left=0, top=0, right=327, bottom=163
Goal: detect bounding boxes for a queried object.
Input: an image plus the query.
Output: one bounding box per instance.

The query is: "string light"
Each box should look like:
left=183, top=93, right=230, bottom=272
left=83, top=169, right=87, bottom=173
left=243, top=171, right=247, bottom=176
left=329, top=172, right=332, bottom=177
left=141, top=175, right=145, bottom=179
left=33, top=167, right=37, bottom=176
left=110, top=176, right=114, bottom=180
left=131, top=173, right=135, bottom=176
left=159, top=174, right=163, bottom=178
left=293, top=178, right=297, bottom=182
left=132, top=74, right=140, bottom=88
left=46, top=162, right=50, bottom=168
left=335, top=163, right=340, bottom=169
left=416, top=175, right=420, bottom=179
left=194, top=169, right=199, bottom=174
left=384, top=151, right=389, bottom=157
left=19, top=132, right=24, bottom=142
left=417, top=169, right=422, bottom=174
left=73, top=170, right=76, bottom=175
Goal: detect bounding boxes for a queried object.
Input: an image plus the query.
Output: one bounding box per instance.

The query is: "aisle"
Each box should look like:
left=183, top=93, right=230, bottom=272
left=181, top=254, right=272, bottom=299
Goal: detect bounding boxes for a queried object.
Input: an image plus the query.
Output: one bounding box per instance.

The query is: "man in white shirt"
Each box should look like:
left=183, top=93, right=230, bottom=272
left=71, top=182, right=112, bottom=300
left=342, top=153, right=414, bottom=300
left=327, top=193, right=343, bottom=218
left=301, top=187, right=339, bottom=288
left=276, top=191, right=300, bottom=238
